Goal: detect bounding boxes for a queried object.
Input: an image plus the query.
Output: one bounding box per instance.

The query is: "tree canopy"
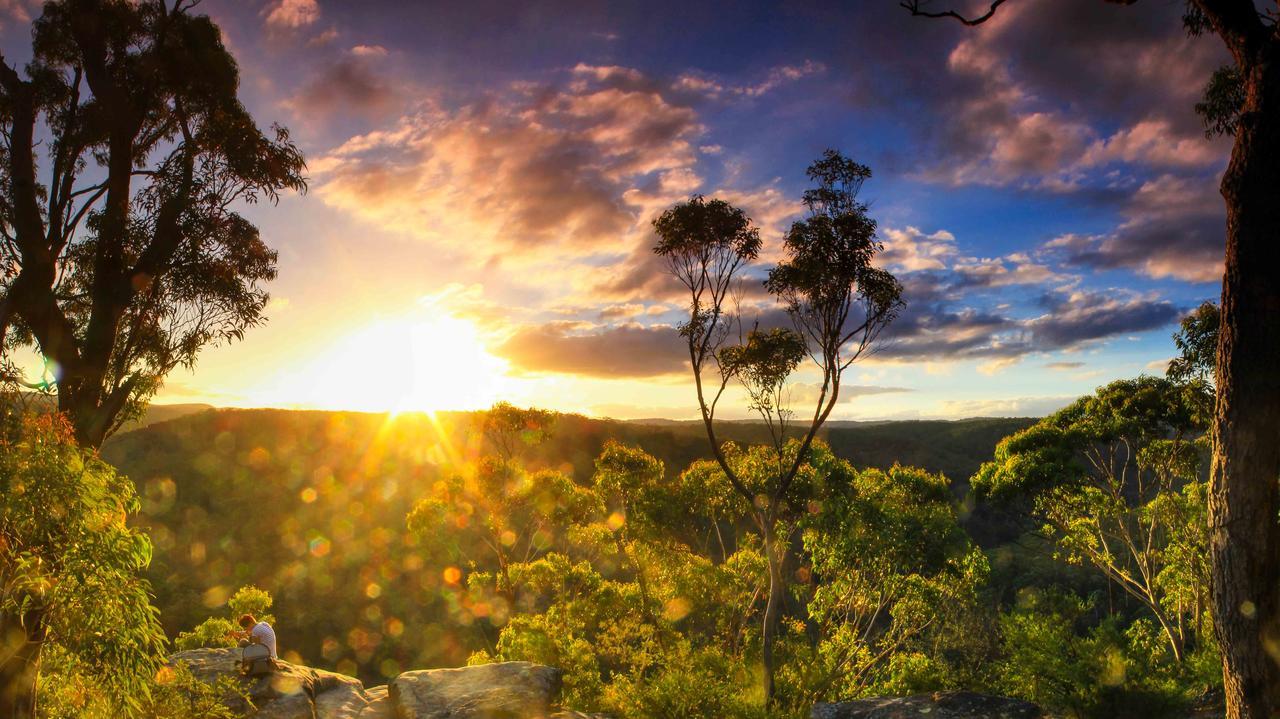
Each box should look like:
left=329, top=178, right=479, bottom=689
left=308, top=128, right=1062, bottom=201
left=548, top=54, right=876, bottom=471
left=0, top=0, right=306, bottom=446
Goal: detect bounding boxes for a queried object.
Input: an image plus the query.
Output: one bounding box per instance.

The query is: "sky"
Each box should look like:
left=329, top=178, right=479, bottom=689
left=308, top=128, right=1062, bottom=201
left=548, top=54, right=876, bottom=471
left=0, top=0, right=1232, bottom=420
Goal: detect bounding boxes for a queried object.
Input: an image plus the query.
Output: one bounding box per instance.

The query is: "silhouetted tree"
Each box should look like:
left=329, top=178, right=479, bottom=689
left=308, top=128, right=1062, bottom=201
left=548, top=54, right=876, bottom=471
left=653, top=151, right=903, bottom=704
left=0, top=0, right=306, bottom=448
left=903, top=2, right=1280, bottom=714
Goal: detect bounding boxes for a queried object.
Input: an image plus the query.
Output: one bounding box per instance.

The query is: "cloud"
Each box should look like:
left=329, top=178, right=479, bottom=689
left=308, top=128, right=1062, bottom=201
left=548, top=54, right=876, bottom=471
left=673, top=59, right=826, bottom=100
left=879, top=287, right=1179, bottom=363
left=1045, top=174, right=1224, bottom=283
left=880, top=226, right=957, bottom=272
left=1044, top=361, right=1085, bottom=370
left=314, top=65, right=703, bottom=257
left=263, top=0, right=319, bottom=30
left=915, top=0, right=1228, bottom=189
left=788, top=382, right=914, bottom=404
left=285, top=53, right=401, bottom=122
left=0, top=0, right=36, bottom=27
left=936, top=395, right=1075, bottom=418
left=498, top=322, right=686, bottom=378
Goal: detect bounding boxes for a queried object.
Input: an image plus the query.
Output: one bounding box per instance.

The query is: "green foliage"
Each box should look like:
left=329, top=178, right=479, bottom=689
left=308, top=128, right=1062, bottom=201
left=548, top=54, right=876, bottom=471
left=652, top=195, right=762, bottom=263
left=973, top=377, right=1213, bottom=663
left=39, top=649, right=248, bottom=719
left=1167, top=301, right=1219, bottom=385
left=174, top=585, right=275, bottom=651
left=719, top=328, right=809, bottom=429
left=784, top=464, right=989, bottom=709
left=602, top=642, right=767, bottom=719
left=997, top=590, right=1217, bottom=719
left=0, top=408, right=166, bottom=713
left=1195, top=65, right=1244, bottom=139
left=228, top=585, right=274, bottom=623
left=478, top=402, right=557, bottom=459
left=766, top=150, right=903, bottom=356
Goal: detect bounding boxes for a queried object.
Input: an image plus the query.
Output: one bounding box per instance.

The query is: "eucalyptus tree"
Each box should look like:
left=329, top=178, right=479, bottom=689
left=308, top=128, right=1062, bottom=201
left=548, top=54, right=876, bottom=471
left=902, top=2, right=1280, bottom=712
left=973, top=376, right=1214, bottom=662
left=0, top=0, right=306, bottom=447
left=652, top=150, right=903, bottom=703
left=0, top=407, right=166, bottom=717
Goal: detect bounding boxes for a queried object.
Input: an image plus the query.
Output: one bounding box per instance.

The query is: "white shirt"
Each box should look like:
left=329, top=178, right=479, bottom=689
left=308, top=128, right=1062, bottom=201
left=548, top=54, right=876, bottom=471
left=251, top=621, right=277, bottom=658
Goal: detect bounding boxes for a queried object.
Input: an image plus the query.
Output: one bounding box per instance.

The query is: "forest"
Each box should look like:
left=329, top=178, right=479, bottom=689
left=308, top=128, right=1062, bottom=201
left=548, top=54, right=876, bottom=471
left=10, top=305, right=1224, bottom=718
left=2, top=0, right=1279, bottom=718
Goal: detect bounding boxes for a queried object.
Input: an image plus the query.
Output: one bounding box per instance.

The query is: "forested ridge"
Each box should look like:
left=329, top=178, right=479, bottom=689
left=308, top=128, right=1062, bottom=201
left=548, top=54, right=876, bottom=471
left=100, top=408, right=1033, bottom=680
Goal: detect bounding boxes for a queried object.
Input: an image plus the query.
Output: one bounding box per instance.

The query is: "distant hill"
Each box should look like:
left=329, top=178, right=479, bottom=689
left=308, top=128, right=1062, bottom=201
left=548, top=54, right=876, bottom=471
left=6, top=392, right=211, bottom=433
left=100, top=407, right=1035, bottom=683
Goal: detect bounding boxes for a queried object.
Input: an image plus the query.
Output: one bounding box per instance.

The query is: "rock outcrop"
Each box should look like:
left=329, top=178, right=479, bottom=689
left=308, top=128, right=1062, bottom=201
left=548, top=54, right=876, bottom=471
left=811, top=691, right=1043, bottom=719
left=167, top=649, right=577, bottom=719
left=172, top=648, right=369, bottom=718
left=390, top=662, right=562, bottom=718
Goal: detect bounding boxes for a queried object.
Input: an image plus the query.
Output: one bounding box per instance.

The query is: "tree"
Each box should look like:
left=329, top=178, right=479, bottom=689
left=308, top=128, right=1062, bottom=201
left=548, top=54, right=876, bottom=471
left=902, top=2, right=1280, bottom=714
left=0, top=404, right=166, bottom=718
left=652, top=150, right=903, bottom=703
left=973, top=377, right=1214, bottom=664
left=0, top=0, right=306, bottom=447
left=1167, top=302, right=1220, bottom=386
left=476, top=402, right=557, bottom=460
left=406, top=457, right=598, bottom=613
left=473, top=442, right=771, bottom=718
left=790, top=463, right=988, bottom=707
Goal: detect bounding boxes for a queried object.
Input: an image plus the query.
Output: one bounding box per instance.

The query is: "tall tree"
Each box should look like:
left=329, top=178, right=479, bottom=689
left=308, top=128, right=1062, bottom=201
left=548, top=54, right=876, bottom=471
left=653, top=151, right=902, bottom=704
left=0, top=0, right=306, bottom=447
left=903, top=2, right=1279, bottom=714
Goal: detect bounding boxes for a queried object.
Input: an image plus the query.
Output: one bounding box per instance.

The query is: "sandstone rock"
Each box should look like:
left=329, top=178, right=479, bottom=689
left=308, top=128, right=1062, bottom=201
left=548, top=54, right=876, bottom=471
left=168, top=651, right=585, bottom=719
left=168, top=648, right=368, bottom=719
left=811, top=691, right=1042, bottom=719
left=253, top=691, right=314, bottom=719
left=390, top=661, right=563, bottom=719
left=357, top=685, right=392, bottom=719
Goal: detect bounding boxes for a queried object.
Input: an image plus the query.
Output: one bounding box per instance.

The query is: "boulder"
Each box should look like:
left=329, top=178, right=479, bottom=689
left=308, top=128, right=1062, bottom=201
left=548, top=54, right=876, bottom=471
left=358, top=685, right=392, bottom=719
left=168, top=648, right=369, bottom=719
left=811, top=691, right=1043, bottom=719
left=168, top=651, right=588, bottom=719
left=390, top=661, right=563, bottom=719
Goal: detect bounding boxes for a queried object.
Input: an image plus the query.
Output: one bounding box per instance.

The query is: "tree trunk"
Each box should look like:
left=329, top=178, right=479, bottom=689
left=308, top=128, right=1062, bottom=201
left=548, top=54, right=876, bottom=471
left=1209, top=50, right=1280, bottom=719
left=761, top=524, right=784, bottom=707
left=0, top=611, right=47, bottom=719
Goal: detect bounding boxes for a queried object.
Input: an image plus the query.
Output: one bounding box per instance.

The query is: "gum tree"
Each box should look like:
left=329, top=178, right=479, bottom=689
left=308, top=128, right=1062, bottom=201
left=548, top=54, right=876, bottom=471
left=0, top=407, right=166, bottom=717
left=973, top=376, right=1214, bottom=662
left=0, top=0, right=306, bottom=447
left=653, top=150, right=903, bottom=703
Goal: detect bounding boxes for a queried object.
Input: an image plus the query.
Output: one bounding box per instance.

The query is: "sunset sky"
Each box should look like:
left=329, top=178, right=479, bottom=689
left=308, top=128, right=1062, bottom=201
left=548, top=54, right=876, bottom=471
left=0, top=0, right=1230, bottom=420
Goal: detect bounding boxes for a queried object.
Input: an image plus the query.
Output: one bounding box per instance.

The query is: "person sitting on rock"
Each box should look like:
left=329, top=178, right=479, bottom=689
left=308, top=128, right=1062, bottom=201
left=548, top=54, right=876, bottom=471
left=233, top=613, right=278, bottom=659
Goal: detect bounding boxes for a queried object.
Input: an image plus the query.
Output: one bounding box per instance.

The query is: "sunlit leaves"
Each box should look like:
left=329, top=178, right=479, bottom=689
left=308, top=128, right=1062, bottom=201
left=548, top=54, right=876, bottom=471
left=0, top=408, right=166, bottom=711
left=973, top=376, right=1213, bottom=663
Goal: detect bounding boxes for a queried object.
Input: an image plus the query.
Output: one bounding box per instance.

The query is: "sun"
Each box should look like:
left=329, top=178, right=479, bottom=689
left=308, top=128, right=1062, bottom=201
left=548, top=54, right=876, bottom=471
left=249, top=311, right=509, bottom=413
left=396, top=314, right=508, bottom=413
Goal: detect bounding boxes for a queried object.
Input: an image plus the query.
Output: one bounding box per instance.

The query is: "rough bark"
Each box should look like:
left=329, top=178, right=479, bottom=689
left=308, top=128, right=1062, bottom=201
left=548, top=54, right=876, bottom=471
left=1209, top=37, right=1280, bottom=719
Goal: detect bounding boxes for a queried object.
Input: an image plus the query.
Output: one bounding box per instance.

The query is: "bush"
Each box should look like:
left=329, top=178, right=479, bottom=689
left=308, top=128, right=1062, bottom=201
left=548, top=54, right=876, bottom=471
left=175, top=585, right=276, bottom=651
left=996, top=589, right=1215, bottom=719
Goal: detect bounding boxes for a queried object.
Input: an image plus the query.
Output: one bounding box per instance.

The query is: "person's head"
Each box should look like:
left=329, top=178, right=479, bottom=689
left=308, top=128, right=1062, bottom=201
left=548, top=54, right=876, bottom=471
left=238, top=614, right=256, bottom=629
